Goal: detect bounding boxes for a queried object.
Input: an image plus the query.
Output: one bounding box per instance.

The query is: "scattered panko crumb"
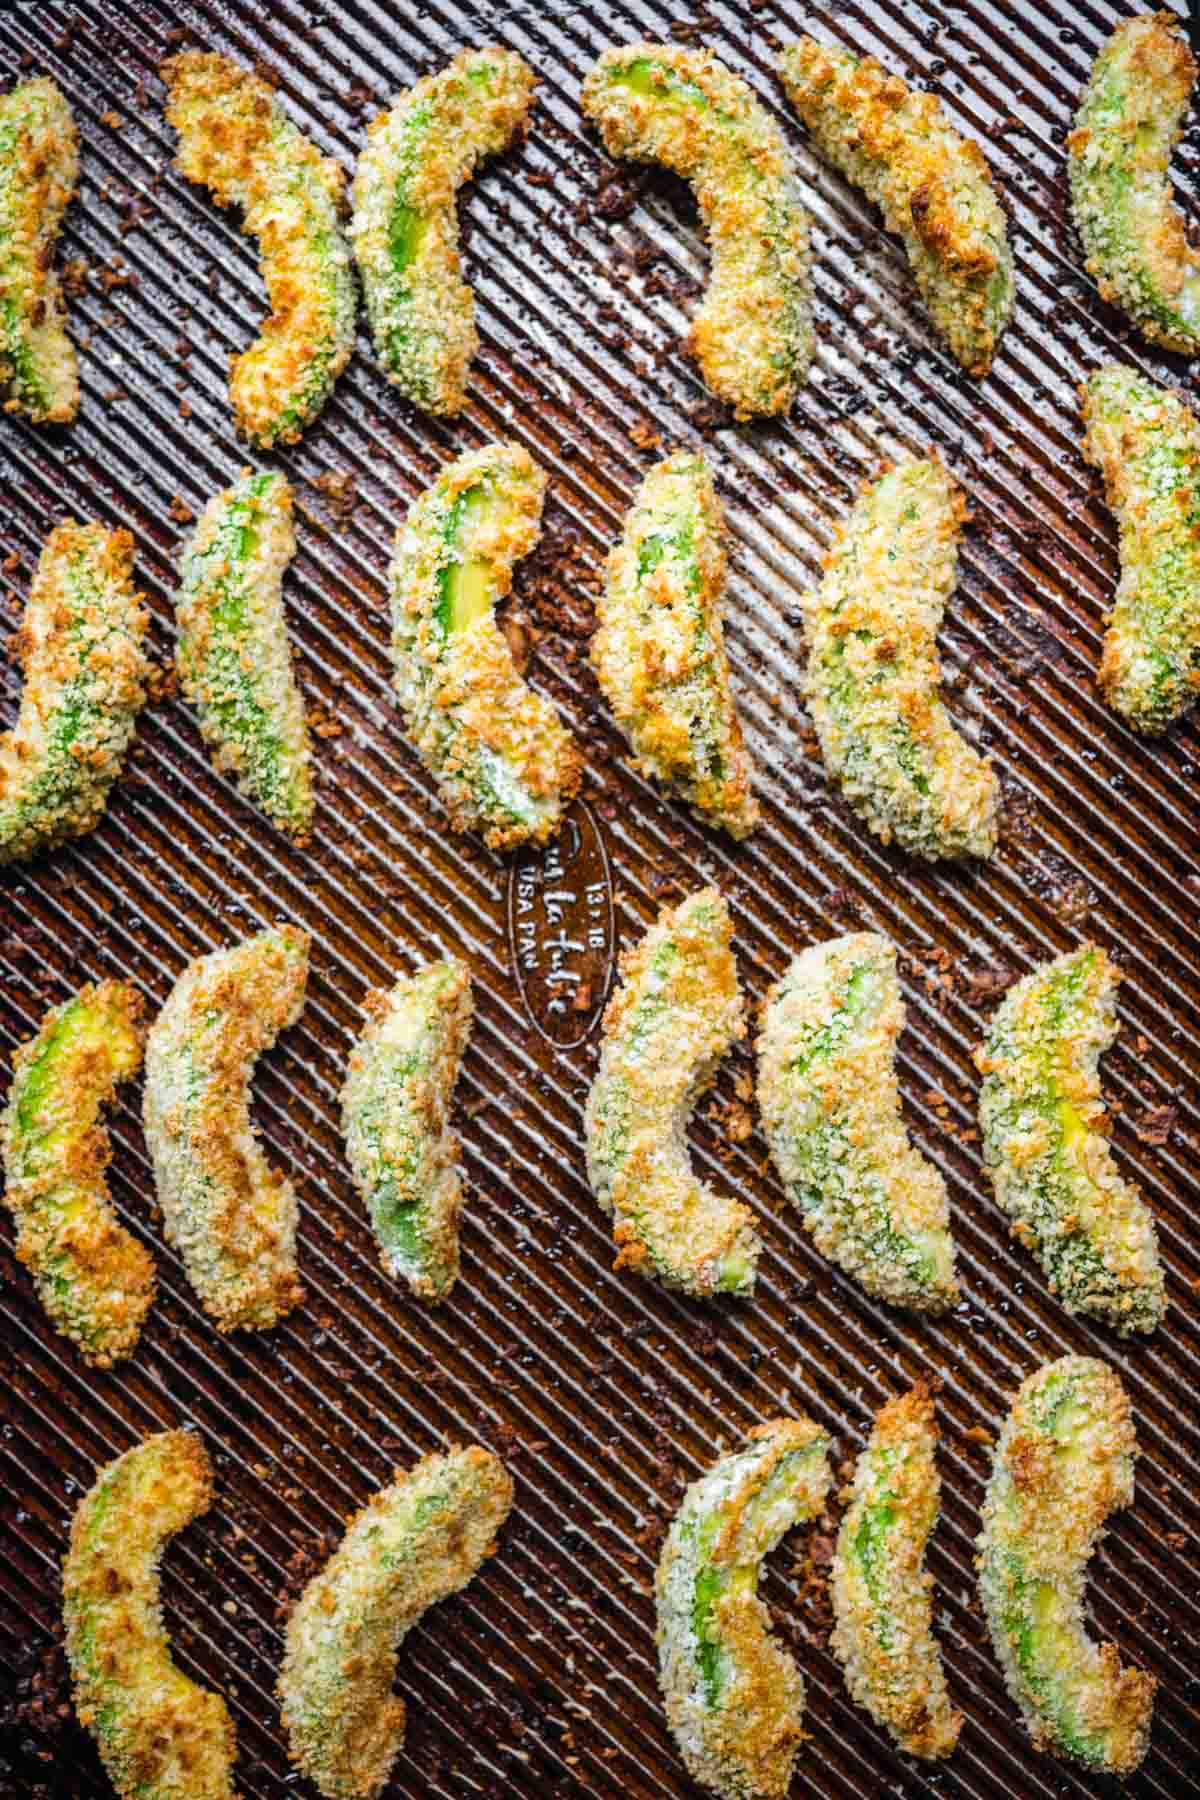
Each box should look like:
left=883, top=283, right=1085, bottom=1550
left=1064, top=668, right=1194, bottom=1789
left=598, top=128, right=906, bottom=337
left=500, top=610, right=537, bottom=675
left=61, top=257, right=90, bottom=297
left=96, top=259, right=136, bottom=292
left=710, top=1098, right=753, bottom=1143
left=963, top=963, right=1014, bottom=1002
left=144, top=663, right=179, bottom=704
left=1134, top=1104, right=1176, bottom=1146
left=313, top=468, right=358, bottom=520
left=309, top=702, right=344, bottom=741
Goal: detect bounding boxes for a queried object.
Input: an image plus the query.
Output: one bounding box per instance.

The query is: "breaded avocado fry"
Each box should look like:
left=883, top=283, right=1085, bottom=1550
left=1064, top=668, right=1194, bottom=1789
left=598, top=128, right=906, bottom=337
left=582, top=43, right=812, bottom=419
left=779, top=37, right=1012, bottom=377
left=757, top=933, right=959, bottom=1311
left=351, top=47, right=534, bottom=413
left=63, top=1429, right=238, bottom=1800
left=163, top=50, right=356, bottom=447
left=0, top=520, right=150, bottom=864
left=2, top=981, right=153, bottom=1365
left=831, top=1384, right=961, bottom=1759
left=341, top=958, right=472, bottom=1303
left=591, top=450, right=758, bottom=838
left=585, top=885, right=760, bottom=1298
left=388, top=440, right=581, bottom=849
left=978, top=1356, right=1155, bottom=1774
left=656, top=1418, right=832, bottom=1800
left=279, top=1445, right=513, bottom=1800
left=1069, top=12, right=1200, bottom=355
left=976, top=944, right=1164, bottom=1335
left=803, top=455, right=998, bottom=860
left=143, top=926, right=309, bottom=1333
left=1081, top=364, right=1200, bottom=732
left=0, top=76, right=80, bottom=423
left=177, top=469, right=314, bottom=839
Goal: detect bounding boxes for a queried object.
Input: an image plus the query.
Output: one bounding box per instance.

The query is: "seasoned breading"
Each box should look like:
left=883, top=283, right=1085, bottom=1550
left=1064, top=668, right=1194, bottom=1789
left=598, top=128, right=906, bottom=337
left=162, top=50, right=356, bottom=447
left=177, top=469, right=314, bottom=839
left=975, top=944, right=1164, bottom=1335
left=1081, top=364, right=1200, bottom=733
left=0, top=520, right=150, bottom=863
left=388, top=440, right=581, bottom=850
left=757, top=933, right=959, bottom=1311
left=279, top=1445, right=513, bottom=1800
left=1068, top=12, right=1200, bottom=355
left=2, top=981, right=153, bottom=1365
left=656, top=1418, right=832, bottom=1800
left=779, top=36, right=1012, bottom=377
left=802, top=455, right=998, bottom=861
left=592, top=450, right=758, bottom=838
left=585, top=885, right=760, bottom=1298
left=831, top=1384, right=961, bottom=1759
left=143, top=926, right=309, bottom=1333
left=0, top=76, right=79, bottom=422
left=582, top=43, right=812, bottom=419
left=977, top=1357, right=1155, bottom=1774
left=341, top=959, right=472, bottom=1302
left=351, top=47, right=534, bottom=413
left=62, top=1430, right=238, bottom=1800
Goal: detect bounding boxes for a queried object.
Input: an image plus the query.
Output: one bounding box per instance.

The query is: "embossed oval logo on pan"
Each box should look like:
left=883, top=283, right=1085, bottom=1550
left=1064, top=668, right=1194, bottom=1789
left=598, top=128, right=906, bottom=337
left=506, top=800, right=616, bottom=1050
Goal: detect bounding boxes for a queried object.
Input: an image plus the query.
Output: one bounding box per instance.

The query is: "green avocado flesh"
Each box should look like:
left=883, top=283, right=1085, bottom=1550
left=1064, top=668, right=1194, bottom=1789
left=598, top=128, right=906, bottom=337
left=435, top=482, right=501, bottom=635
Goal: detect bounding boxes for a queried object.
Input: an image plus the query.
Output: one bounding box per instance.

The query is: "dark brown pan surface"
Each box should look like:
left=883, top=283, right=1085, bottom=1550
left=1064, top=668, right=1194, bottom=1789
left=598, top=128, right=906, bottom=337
left=1, top=2, right=1197, bottom=1796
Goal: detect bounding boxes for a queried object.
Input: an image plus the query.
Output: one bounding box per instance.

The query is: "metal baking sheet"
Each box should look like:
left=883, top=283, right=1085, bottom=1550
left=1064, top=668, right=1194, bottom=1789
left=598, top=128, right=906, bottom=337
left=1, top=1, right=1198, bottom=1796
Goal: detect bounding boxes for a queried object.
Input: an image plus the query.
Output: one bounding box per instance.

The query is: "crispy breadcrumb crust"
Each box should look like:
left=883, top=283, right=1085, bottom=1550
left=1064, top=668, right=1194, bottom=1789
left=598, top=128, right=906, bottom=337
left=341, top=959, right=472, bottom=1302
left=1081, top=364, right=1200, bottom=732
left=388, top=440, right=581, bottom=849
left=0, top=76, right=80, bottom=422
left=779, top=36, right=1012, bottom=377
left=63, top=1429, right=238, bottom=1800
left=279, top=1445, right=513, bottom=1800
left=831, top=1384, right=961, bottom=1759
left=162, top=50, right=356, bottom=447
left=1068, top=12, right=1200, bottom=355
left=177, top=468, right=314, bottom=839
left=585, top=885, right=760, bottom=1298
left=656, top=1418, right=831, bottom=1800
left=757, top=933, right=959, bottom=1311
left=803, top=455, right=998, bottom=860
left=351, top=47, right=534, bottom=413
left=2, top=980, right=153, bottom=1365
left=143, top=926, right=309, bottom=1333
left=0, top=520, right=150, bottom=863
left=592, top=450, right=758, bottom=838
left=977, top=1357, right=1155, bottom=1774
left=975, top=944, right=1164, bottom=1335
left=582, top=43, right=812, bottom=419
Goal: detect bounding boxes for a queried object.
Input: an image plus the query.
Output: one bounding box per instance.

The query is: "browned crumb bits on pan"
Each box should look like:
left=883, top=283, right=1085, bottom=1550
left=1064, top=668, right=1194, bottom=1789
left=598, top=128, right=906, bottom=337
left=313, top=468, right=358, bottom=519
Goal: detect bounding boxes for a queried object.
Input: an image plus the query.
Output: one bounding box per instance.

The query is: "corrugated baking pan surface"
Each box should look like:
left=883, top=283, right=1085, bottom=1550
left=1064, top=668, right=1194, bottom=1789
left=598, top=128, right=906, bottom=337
left=1, top=0, right=1198, bottom=1795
